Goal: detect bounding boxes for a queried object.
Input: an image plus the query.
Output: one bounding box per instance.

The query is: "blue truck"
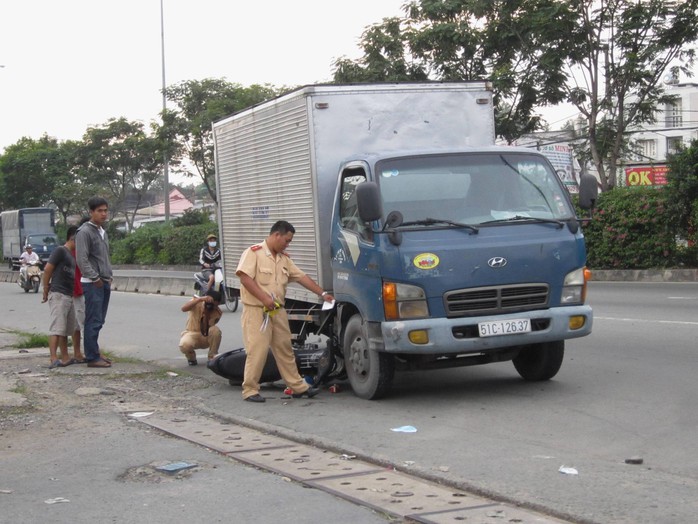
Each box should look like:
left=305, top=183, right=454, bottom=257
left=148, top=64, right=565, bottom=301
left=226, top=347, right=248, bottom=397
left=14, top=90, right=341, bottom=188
left=213, top=83, right=596, bottom=399
left=1, top=207, right=58, bottom=270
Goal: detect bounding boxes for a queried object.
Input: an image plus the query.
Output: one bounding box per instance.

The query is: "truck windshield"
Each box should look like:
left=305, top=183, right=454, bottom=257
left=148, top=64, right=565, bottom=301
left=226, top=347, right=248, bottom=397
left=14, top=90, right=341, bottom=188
left=376, top=152, right=574, bottom=226
left=27, top=234, right=57, bottom=246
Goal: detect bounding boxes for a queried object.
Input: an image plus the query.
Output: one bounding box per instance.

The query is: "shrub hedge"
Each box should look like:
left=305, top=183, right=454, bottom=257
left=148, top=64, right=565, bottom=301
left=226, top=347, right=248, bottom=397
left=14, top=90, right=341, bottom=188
left=580, top=187, right=697, bottom=269
left=111, top=222, right=218, bottom=266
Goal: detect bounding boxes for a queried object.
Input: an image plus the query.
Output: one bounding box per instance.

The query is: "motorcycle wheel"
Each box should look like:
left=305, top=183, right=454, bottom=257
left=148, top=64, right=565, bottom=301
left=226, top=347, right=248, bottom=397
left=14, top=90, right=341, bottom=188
left=223, top=286, right=238, bottom=312
left=33, top=280, right=40, bottom=293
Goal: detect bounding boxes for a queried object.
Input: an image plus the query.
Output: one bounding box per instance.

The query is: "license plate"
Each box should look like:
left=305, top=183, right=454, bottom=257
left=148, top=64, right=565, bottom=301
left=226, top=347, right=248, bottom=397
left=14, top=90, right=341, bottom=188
left=478, top=318, right=531, bottom=337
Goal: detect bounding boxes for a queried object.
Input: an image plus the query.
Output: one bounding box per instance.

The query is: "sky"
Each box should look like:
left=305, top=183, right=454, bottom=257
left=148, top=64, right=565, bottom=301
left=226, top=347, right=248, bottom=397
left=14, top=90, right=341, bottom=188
left=0, top=0, right=409, bottom=156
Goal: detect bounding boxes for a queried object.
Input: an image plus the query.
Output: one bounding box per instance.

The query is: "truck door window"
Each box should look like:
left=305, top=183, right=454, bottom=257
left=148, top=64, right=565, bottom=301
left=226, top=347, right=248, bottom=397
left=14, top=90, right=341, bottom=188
left=340, top=171, right=371, bottom=239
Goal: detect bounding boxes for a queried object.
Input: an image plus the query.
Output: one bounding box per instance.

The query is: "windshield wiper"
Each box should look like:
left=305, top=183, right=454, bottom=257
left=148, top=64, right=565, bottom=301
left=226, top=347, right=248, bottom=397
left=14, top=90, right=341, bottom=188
left=481, top=215, right=565, bottom=229
left=399, top=217, right=479, bottom=234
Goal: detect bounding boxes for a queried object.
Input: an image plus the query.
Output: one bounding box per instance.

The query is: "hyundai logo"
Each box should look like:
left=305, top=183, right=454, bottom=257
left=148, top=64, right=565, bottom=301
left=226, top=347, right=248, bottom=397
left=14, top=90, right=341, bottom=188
left=487, top=257, right=507, bottom=268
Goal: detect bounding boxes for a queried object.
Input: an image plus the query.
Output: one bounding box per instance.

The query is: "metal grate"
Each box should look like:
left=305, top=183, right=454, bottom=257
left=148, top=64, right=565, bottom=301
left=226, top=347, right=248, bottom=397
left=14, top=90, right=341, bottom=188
left=445, top=284, right=549, bottom=317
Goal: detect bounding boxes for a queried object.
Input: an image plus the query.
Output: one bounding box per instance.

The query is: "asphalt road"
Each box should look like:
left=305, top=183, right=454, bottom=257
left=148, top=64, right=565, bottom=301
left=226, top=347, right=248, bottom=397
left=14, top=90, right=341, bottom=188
left=2, top=280, right=697, bottom=523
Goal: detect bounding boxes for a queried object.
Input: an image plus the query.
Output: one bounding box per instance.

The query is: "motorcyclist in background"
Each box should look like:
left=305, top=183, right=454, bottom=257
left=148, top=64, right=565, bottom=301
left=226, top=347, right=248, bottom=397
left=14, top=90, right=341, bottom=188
left=19, top=244, right=40, bottom=281
left=199, top=233, right=221, bottom=292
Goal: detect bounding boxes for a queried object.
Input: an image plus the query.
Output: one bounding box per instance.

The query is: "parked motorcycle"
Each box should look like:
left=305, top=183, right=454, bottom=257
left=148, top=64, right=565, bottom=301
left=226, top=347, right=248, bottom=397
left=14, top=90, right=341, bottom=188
left=193, top=263, right=238, bottom=312
left=19, top=260, right=42, bottom=293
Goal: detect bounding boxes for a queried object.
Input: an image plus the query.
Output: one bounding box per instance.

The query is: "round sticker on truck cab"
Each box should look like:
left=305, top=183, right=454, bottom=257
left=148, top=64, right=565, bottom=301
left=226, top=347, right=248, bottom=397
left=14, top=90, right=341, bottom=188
left=413, top=253, right=439, bottom=270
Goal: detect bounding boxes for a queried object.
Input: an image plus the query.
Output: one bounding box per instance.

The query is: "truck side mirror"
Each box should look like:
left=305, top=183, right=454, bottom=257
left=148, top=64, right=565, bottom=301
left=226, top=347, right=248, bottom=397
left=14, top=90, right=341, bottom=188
left=356, top=182, right=383, bottom=222
left=578, top=174, right=598, bottom=211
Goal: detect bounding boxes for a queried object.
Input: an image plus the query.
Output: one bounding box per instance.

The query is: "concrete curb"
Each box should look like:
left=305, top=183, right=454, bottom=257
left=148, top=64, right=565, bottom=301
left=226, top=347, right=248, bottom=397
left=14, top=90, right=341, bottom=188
left=591, top=268, right=698, bottom=282
left=111, top=276, right=192, bottom=296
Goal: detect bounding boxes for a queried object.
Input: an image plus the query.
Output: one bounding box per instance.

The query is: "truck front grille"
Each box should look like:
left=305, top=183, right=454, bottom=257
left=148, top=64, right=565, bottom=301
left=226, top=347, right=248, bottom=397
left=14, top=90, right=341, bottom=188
left=444, top=284, right=549, bottom=317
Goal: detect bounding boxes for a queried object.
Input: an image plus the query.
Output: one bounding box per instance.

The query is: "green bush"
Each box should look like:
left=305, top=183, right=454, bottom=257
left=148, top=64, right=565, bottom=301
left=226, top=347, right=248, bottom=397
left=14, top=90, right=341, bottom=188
left=111, top=221, right=218, bottom=265
left=581, top=187, right=678, bottom=269
left=162, top=223, right=218, bottom=265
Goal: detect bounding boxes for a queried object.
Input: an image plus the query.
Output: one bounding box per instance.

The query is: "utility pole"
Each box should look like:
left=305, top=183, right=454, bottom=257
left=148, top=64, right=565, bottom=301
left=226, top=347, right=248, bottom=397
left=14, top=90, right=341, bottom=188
left=160, top=0, right=170, bottom=223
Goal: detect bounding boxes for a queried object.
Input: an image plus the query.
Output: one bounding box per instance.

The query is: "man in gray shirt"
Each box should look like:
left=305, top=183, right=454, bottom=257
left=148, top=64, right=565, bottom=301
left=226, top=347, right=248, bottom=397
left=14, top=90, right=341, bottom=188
left=42, top=227, right=78, bottom=368
left=75, top=196, right=114, bottom=368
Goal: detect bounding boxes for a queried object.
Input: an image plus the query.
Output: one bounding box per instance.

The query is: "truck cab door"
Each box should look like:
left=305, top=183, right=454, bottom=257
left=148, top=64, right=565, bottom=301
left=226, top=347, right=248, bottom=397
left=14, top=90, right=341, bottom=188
left=331, top=164, right=382, bottom=312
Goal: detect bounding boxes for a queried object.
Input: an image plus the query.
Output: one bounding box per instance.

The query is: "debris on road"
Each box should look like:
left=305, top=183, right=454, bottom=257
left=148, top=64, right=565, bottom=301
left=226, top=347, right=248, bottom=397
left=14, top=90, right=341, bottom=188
left=156, top=461, right=197, bottom=474
left=559, top=465, right=579, bottom=475
left=391, top=425, right=417, bottom=433
left=44, top=497, right=70, bottom=504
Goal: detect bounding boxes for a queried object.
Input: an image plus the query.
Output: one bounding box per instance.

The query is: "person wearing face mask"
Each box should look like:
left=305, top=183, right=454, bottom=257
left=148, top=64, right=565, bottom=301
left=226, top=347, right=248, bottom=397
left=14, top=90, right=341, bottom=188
left=199, top=233, right=222, bottom=292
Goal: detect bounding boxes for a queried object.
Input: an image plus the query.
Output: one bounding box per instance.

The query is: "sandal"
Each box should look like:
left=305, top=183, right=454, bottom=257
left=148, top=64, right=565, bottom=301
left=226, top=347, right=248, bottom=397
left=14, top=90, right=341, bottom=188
left=87, top=359, right=112, bottom=368
left=72, top=358, right=87, bottom=364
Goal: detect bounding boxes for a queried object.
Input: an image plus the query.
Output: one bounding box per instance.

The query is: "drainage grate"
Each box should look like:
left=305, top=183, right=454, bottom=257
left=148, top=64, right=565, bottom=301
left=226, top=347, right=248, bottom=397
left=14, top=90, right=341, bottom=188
left=231, top=444, right=382, bottom=481
left=141, top=414, right=294, bottom=453
left=138, top=412, right=569, bottom=523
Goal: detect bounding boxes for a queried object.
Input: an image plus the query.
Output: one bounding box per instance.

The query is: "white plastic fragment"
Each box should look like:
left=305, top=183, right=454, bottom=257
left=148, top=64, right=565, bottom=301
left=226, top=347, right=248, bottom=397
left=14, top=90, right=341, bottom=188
left=559, top=465, right=579, bottom=475
left=391, top=425, right=417, bottom=433
left=128, top=412, right=155, bottom=418
left=44, top=497, right=70, bottom=504
left=166, top=372, right=178, bottom=377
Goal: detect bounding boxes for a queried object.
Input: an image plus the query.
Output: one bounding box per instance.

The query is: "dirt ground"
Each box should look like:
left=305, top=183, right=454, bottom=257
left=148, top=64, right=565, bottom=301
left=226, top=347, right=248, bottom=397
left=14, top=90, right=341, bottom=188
left=0, top=339, right=213, bottom=436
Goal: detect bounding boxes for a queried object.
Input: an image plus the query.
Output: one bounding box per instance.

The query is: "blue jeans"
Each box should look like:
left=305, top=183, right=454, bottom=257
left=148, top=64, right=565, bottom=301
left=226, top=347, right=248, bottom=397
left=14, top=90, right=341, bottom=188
left=82, top=281, right=111, bottom=362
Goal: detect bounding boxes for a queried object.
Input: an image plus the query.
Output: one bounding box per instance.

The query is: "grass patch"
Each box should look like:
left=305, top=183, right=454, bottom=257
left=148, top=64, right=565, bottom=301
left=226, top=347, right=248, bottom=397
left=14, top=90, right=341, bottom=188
left=101, top=351, right=143, bottom=364
left=12, top=331, right=49, bottom=348
left=10, top=384, right=29, bottom=395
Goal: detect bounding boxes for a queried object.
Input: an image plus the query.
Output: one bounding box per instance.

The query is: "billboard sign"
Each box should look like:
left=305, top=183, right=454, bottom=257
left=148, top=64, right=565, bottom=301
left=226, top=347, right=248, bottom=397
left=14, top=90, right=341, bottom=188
left=624, top=165, right=668, bottom=187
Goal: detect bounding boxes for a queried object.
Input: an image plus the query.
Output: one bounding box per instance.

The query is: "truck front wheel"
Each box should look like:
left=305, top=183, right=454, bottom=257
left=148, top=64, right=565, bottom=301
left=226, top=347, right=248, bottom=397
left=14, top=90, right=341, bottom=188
left=343, top=315, right=394, bottom=400
left=512, top=341, right=564, bottom=381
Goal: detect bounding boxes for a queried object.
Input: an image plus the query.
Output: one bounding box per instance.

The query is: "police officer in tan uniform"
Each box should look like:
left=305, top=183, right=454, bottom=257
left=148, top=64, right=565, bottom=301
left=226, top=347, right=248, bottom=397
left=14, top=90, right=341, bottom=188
left=236, top=220, right=335, bottom=403
left=179, top=288, right=223, bottom=366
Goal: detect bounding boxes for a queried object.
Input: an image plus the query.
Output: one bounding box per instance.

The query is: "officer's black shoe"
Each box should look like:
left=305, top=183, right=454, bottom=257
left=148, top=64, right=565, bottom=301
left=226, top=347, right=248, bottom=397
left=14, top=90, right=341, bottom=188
left=292, top=386, right=320, bottom=399
left=245, top=394, right=266, bottom=403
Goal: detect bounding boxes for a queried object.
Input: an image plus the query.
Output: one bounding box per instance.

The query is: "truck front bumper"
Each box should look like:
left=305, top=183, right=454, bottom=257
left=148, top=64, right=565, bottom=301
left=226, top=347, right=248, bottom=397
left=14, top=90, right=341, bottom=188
left=377, top=305, right=593, bottom=354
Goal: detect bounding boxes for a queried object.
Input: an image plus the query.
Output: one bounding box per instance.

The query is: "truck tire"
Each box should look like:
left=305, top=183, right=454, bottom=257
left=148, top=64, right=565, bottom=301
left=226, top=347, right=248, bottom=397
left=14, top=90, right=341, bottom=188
left=512, top=341, right=564, bottom=381
left=343, top=315, right=394, bottom=400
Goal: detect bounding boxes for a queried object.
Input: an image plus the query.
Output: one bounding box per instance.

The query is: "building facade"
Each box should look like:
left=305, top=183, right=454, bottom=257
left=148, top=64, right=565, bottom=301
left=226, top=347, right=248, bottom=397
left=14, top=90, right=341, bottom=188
left=624, top=81, right=698, bottom=187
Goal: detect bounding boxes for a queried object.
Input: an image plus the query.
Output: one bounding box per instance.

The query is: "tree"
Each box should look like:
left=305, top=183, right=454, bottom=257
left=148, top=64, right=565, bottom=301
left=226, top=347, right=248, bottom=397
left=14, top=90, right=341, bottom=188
left=78, top=118, right=164, bottom=232
left=0, top=135, right=62, bottom=209
left=45, top=140, right=96, bottom=224
left=161, top=79, right=282, bottom=204
left=332, top=0, right=576, bottom=143
left=666, top=139, right=698, bottom=245
left=560, top=0, right=698, bottom=190
left=332, top=0, right=698, bottom=189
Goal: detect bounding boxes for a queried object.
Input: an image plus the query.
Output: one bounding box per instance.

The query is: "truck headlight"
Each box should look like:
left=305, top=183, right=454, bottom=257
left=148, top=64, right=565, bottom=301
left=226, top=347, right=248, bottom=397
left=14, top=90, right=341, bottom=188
left=383, top=282, right=429, bottom=320
left=561, top=267, right=590, bottom=305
